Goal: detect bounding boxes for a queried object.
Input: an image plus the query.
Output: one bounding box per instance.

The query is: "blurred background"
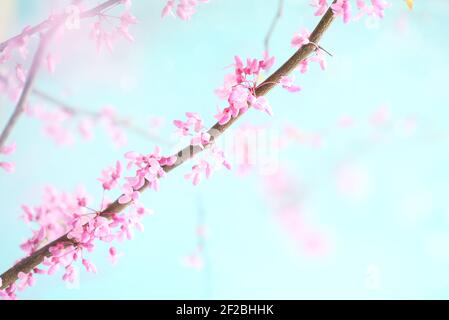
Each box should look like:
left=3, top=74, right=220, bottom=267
left=1, top=0, right=449, bottom=299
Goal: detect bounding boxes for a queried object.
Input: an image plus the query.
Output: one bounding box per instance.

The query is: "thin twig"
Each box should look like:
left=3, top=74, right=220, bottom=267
left=0, top=0, right=121, bottom=54
left=0, top=3, right=337, bottom=291
left=0, top=74, right=170, bottom=145
left=264, top=0, right=285, bottom=55
left=0, top=30, right=53, bottom=150
left=32, top=90, right=172, bottom=145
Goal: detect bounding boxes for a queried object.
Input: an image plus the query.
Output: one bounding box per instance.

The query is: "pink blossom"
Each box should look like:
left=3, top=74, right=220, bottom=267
left=1, top=161, right=15, bottom=173
left=248, top=95, right=273, bottom=116
left=185, top=160, right=212, bottom=186
left=372, top=0, right=389, bottom=18
left=280, top=75, right=302, bottom=93
left=109, top=246, right=121, bottom=264
left=215, top=74, right=237, bottom=100
left=331, top=0, right=352, bottom=23
left=78, top=118, right=94, bottom=141
left=62, top=265, right=77, bottom=283
left=17, top=272, right=34, bottom=292
left=0, top=143, right=17, bottom=156
left=185, top=146, right=230, bottom=185
left=310, top=0, right=328, bottom=16
left=214, top=54, right=279, bottom=126
left=118, top=11, right=138, bottom=42
left=214, top=107, right=233, bottom=125
left=173, top=112, right=205, bottom=137
left=118, top=183, right=140, bottom=204
left=310, top=49, right=327, bottom=70
left=260, top=51, right=276, bottom=71
left=191, top=132, right=211, bottom=148
left=162, top=0, right=209, bottom=21
left=98, top=161, right=122, bottom=190
left=82, top=259, right=97, bottom=273
left=291, top=29, right=310, bottom=48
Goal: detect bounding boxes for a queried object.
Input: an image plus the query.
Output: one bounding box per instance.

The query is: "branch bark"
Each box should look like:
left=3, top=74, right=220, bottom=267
left=31, top=89, right=171, bottom=145
left=0, top=4, right=336, bottom=290
left=0, top=31, right=52, bottom=150
left=264, top=0, right=285, bottom=55
left=0, top=74, right=170, bottom=145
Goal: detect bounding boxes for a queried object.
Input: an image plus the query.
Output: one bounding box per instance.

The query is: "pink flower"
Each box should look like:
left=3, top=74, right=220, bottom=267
left=0, top=143, right=16, bottom=173
left=162, top=0, right=209, bottom=21
left=185, top=160, right=211, bottom=186
left=0, top=162, right=15, bottom=173
left=62, top=265, right=77, bottom=283
left=354, top=0, right=389, bottom=20
left=17, top=272, right=34, bottom=292
left=173, top=112, right=205, bottom=137
left=82, top=259, right=97, bottom=273
left=191, top=132, right=211, bottom=148
left=109, top=246, right=120, bottom=264
left=215, top=54, right=278, bottom=126
left=214, top=107, right=233, bottom=125
left=310, top=0, right=328, bottom=16
left=310, top=49, right=327, bottom=70
left=118, top=184, right=140, bottom=204
left=331, top=0, right=352, bottom=23
left=118, top=11, right=138, bottom=42
left=280, top=75, right=302, bottom=93
left=291, top=29, right=310, bottom=48
left=248, top=95, right=273, bottom=116
left=215, top=74, right=237, bottom=100
left=98, top=161, right=122, bottom=190
left=162, top=0, right=175, bottom=17
left=259, top=52, right=275, bottom=71
left=372, top=0, right=389, bottom=18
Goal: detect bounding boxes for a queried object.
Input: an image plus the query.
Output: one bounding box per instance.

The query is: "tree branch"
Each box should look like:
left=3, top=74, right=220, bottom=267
left=0, top=75, right=170, bottom=145
left=32, top=90, right=171, bottom=145
left=0, top=4, right=336, bottom=291
left=0, top=0, right=121, bottom=54
left=264, top=0, right=285, bottom=55
left=0, top=31, right=52, bottom=150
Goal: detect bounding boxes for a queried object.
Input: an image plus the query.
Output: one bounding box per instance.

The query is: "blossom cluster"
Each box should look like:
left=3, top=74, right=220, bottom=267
left=172, top=112, right=231, bottom=186
left=0, top=184, right=150, bottom=299
left=214, top=54, right=276, bottom=126
left=162, top=0, right=209, bottom=21
left=90, top=1, right=138, bottom=53
left=174, top=112, right=210, bottom=148
left=311, top=0, right=389, bottom=23
left=0, top=0, right=393, bottom=300
left=24, top=105, right=132, bottom=147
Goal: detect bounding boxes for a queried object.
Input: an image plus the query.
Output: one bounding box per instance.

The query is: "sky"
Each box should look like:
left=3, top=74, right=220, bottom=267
left=1, top=0, right=449, bottom=299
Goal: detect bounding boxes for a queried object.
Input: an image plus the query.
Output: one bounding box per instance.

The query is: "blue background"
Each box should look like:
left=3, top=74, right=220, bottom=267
left=1, top=0, right=449, bottom=299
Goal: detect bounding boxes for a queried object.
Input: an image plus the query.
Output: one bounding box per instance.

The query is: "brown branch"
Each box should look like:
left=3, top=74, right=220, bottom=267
left=0, top=31, right=53, bottom=150
left=0, top=0, right=121, bottom=54
left=264, top=0, right=285, bottom=55
left=0, top=4, right=337, bottom=291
